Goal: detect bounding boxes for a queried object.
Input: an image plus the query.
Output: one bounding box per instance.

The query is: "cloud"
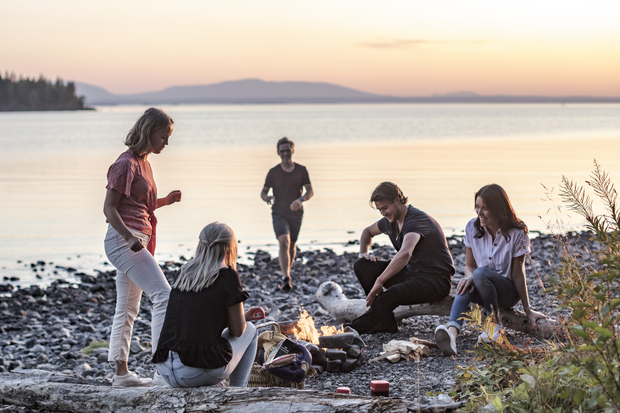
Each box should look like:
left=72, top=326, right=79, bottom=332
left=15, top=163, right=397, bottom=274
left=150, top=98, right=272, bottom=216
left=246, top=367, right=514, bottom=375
left=359, top=38, right=488, bottom=50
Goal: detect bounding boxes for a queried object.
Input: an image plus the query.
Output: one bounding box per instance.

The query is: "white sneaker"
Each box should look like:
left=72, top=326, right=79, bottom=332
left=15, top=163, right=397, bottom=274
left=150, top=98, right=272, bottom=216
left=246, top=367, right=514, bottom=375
left=152, top=370, right=168, bottom=386
left=113, top=371, right=152, bottom=387
left=478, top=322, right=503, bottom=344
left=434, top=325, right=457, bottom=356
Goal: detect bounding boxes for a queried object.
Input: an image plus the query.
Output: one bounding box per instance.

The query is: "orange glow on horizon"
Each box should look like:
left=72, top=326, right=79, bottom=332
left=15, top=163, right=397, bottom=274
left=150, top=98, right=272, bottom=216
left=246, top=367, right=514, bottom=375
left=1, top=0, right=619, bottom=96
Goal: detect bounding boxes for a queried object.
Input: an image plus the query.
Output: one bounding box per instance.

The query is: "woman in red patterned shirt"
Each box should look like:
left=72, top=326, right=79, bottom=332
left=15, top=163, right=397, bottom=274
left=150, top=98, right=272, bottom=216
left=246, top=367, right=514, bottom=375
left=103, top=108, right=182, bottom=387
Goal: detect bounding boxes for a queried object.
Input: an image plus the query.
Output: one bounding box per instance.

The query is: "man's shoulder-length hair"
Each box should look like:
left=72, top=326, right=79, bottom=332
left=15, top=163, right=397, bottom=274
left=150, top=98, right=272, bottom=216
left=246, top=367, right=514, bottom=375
left=369, top=181, right=408, bottom=207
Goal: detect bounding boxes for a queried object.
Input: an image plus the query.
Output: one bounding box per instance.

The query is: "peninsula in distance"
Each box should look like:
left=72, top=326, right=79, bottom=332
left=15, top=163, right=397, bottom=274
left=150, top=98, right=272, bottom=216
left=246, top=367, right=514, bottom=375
left=3, top=72, right=620, bottom=111
left=0, top=73, right=86, bottom=112
left=75, top=78, right=620, bottom=106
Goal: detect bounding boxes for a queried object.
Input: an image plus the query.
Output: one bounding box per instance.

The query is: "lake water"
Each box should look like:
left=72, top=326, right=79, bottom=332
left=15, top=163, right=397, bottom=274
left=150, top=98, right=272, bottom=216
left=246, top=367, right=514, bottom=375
left=1, top=103, right=619, bottom=287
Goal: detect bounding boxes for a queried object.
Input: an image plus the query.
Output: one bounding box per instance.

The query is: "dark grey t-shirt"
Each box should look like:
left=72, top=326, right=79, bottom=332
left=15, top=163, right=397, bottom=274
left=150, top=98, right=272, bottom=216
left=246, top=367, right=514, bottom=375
left=377, top=205, right=455, bottom=278
left=264, top=163, right=311, bottom=216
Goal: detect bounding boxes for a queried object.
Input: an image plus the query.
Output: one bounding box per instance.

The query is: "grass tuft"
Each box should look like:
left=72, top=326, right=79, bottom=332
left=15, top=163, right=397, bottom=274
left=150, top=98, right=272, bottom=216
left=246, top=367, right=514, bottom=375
left=81, top=341, right=109, bottom=355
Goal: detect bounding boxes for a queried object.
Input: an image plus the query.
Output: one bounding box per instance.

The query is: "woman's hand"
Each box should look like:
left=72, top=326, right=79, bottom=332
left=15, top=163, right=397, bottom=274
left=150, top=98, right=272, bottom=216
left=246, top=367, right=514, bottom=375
left=245, top=306, right=266, bottom=321
left=126, top=234, right=144, bottom=252
left=456, top=274, right=475, bottom=295
left=526, top=309, right=548, bottom=327
left=165, top=190, right=182, bottom=206
left=365, top=280, right=384, bottom=307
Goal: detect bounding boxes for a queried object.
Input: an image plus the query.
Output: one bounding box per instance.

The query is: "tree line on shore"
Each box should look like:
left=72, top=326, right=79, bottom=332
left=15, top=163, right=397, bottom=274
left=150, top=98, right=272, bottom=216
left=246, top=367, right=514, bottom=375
left=0, top=72, right=87, bottom=111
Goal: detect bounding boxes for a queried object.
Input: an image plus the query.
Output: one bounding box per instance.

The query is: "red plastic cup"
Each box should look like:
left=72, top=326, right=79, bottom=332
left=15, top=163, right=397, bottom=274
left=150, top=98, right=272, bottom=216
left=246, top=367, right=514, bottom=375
left=370, top=380, right=390, bottom=397
left=336, top=387, right=351, bottom=394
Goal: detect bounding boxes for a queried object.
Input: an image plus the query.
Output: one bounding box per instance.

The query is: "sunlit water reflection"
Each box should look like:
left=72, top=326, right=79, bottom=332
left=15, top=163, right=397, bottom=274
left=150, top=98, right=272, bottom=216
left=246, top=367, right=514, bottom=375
left=1, top=104, right=619, bottom=286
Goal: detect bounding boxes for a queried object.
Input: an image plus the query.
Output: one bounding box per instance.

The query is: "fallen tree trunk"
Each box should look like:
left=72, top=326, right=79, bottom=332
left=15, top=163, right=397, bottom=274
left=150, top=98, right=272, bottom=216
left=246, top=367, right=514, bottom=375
left=316, top=281, right=560, bottom=339
left=0, top=370, right=460, bottom=413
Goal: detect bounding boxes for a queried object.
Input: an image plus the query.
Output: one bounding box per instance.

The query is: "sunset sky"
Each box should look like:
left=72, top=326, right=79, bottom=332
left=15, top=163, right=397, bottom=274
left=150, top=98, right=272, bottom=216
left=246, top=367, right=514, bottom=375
left=2, top=0, right=619, bottom=96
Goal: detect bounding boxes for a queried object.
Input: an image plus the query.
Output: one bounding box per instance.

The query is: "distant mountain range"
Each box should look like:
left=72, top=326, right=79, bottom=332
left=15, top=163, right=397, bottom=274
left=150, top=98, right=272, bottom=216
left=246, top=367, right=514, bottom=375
left=74, top=79, right=620, bottom=105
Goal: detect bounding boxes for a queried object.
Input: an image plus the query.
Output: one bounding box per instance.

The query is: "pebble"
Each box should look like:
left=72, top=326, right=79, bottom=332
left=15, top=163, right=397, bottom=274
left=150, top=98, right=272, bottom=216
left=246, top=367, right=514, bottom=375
left=97, top=351, right=109, bottom=364
left=30, top=345, right=46, bottom=354
left=0, top=233, right=590, bottom=399
left=130, top=338, right=144, bottom=354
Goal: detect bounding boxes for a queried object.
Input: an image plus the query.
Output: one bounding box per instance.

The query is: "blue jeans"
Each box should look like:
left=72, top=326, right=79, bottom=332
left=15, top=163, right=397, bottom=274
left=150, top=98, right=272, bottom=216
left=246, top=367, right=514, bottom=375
left=447, top=267, right=520, bottom=331
left=157, top=323, right=258, bottom=387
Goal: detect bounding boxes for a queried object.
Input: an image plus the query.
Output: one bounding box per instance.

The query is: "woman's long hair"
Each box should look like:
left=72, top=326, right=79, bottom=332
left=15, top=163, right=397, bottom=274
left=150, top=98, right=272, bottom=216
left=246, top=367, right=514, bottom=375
left=173, top=222, right=238, bottom=292
left=124, top=107, right=174, bottom=156
left=473, top=184, right=527, bottom=240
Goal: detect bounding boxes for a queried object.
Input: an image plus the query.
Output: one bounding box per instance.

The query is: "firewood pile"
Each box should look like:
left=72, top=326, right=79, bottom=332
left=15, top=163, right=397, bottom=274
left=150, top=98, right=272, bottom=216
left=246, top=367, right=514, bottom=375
left=305, top=331, right=365, bottom=373
left=277, top=313, right=366, bottom=375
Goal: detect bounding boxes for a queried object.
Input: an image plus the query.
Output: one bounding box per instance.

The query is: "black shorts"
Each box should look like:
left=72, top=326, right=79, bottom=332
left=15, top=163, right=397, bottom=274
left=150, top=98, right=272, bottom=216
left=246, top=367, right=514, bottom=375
left=272, top=212, right=303, bottom=243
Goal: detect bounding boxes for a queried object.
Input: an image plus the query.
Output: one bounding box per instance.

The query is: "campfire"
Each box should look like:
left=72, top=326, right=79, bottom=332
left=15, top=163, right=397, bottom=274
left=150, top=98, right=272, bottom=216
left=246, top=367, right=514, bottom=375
left=279, top=310, right=364, bottom=374
left=289, top=310, right=344, bottom=345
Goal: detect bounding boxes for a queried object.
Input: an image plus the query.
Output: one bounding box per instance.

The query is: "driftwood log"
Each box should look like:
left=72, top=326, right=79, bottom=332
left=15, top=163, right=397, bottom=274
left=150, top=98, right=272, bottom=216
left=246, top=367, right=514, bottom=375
left=0, top=370, right=461, bottom=413
left=316, top=281, right=561, bottom=339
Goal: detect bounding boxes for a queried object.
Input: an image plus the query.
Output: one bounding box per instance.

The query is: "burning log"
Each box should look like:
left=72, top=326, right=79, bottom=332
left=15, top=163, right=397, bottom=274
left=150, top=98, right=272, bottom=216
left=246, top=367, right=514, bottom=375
left=316, top=281, right=561, bottom=339
left=303, top=342, right=327, bottom=366
left=318, top=332, right=364, bottom=349
left=340, top=358, right=359, bottom=373
left=325, top=360, right=342, bottom=372
left=346, top=345, right=362, bottom=358
left=325, top=349, right=347, bottom=363
left=284, top=311, right=365, bottom=373
left=288, top=310, right=344, bottom=345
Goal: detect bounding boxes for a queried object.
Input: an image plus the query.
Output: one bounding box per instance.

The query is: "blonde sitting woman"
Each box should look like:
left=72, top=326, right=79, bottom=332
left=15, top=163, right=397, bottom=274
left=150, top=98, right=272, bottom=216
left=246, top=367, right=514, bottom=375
left=152, top=222, right=265, bottom=387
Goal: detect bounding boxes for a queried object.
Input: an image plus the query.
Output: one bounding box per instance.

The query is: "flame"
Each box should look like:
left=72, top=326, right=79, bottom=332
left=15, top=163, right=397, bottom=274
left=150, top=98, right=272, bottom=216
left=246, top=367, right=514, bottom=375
left=291, top=310, right=344, bottom=345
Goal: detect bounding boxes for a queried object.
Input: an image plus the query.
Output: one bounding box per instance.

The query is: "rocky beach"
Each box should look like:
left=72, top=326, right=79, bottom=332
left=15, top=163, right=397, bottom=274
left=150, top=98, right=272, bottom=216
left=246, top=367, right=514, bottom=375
left=0, top=232, right=599, bottom=411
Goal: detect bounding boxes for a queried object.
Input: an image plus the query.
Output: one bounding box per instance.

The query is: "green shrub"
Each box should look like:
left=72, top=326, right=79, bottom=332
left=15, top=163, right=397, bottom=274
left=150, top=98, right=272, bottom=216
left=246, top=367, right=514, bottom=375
left=454, top=161, right=620, bottom=412
left=553, top=161, right=620, bottom=410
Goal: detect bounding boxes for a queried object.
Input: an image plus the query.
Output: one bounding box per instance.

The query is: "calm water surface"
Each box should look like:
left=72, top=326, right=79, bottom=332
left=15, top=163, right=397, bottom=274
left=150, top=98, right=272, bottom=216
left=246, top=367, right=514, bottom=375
left=1, top=104, right=619, bottom=286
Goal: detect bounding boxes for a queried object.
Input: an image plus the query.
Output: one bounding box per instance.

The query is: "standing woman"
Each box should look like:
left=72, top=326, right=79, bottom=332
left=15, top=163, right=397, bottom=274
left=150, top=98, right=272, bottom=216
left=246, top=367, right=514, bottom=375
left=434, top=184, right=547, bottom=357
left=103, top=108, right=182, bottom=386
left=153, top=222, right=265, bottom=388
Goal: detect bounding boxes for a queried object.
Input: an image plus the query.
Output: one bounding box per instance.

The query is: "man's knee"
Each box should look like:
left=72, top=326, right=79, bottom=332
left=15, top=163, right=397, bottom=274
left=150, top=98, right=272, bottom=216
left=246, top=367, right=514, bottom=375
left=353, top=258, right=375, bottom=275
left=277, top=234, right=291, bottom=249
left=372, top=291, right=399, bottom=313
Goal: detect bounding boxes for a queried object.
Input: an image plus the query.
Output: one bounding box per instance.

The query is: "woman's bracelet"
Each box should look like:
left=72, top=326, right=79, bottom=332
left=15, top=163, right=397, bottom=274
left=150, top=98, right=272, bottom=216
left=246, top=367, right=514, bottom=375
left=299, top=196, right=304, bottom=202
left=523, top=305, right=531, bottom=312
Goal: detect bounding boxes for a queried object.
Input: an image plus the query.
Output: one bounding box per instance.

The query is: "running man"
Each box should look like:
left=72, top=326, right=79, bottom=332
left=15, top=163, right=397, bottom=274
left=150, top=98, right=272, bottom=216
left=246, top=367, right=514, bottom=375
left=261, top=137, right=313, bottom=290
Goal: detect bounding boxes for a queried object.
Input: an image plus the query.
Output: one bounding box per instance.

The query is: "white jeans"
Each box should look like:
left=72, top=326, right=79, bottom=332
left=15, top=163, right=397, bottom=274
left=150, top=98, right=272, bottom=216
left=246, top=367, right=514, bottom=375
left=104, top=224, right=171, bottom=362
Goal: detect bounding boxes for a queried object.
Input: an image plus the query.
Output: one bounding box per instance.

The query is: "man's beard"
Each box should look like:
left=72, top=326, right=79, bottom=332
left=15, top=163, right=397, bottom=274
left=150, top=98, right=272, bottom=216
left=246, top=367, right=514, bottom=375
left=391, top=205, right=403, bottom=222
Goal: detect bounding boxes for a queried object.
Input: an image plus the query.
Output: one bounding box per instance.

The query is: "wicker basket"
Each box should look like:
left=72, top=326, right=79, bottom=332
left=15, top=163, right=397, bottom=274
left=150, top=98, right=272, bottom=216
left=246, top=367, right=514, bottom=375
left=247, top=363, right=307, bottom=389
left=248, top=323, right=315, bottom=388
